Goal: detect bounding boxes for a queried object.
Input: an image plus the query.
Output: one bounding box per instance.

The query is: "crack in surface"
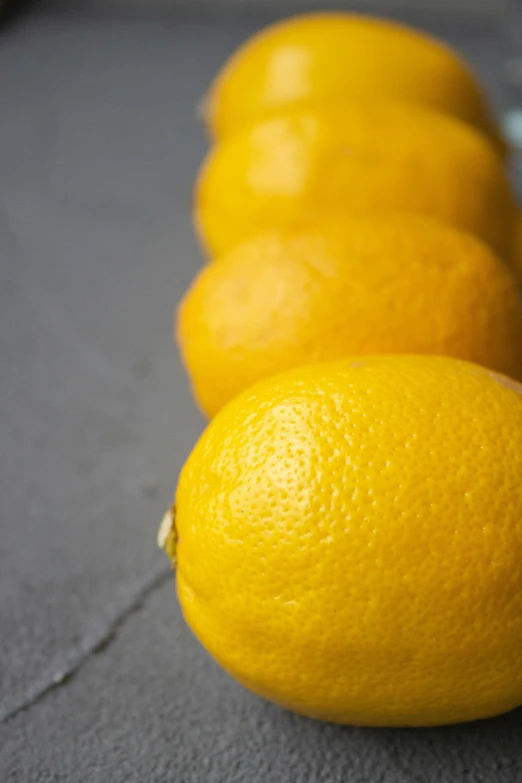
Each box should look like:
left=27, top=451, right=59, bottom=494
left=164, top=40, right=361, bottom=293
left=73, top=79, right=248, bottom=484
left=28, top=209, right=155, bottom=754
left=1, top=565, right=172, bottom=724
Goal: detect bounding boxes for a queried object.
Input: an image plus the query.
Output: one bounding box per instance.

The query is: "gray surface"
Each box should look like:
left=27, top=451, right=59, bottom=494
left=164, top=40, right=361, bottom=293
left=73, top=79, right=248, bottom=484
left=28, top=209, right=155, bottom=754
left=45, top=0, right=501, bottom=18
left=1, top=9, right=522, bottom=782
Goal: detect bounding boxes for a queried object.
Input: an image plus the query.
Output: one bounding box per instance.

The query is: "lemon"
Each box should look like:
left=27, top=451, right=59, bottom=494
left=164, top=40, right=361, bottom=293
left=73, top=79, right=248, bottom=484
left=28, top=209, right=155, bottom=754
left=178, top=214, right=522, bottom=417
left=196, top=101, right=515, bottom=258
left=161, top=355, right=522, bottom=726
left=514, top=209, right=522, bottom=279
left=206, top=13, right=505, bottom=153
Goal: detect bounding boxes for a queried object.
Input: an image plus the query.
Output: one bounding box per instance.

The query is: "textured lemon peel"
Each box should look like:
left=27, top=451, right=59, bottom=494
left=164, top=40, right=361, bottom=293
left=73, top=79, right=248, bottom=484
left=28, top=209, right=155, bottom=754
left=158, top=505, right=178, bottom=566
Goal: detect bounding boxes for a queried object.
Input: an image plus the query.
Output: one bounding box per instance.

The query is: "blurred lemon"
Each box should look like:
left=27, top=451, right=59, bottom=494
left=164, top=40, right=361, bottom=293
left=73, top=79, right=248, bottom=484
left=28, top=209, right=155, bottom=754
left=162, top=355, right=522, bottom=726
left=178, top=214, right=522, bottom=417
left=514, top=209, right=522, bottom=279
left=196, top=102, right=515, bottom=258
left=205, top=13, right=505, bottom=153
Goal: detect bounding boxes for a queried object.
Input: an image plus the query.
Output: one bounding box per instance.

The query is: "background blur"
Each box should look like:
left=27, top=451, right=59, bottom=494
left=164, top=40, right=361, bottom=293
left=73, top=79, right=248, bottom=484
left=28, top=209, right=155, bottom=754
left=43, top=0, right=503, bottom=14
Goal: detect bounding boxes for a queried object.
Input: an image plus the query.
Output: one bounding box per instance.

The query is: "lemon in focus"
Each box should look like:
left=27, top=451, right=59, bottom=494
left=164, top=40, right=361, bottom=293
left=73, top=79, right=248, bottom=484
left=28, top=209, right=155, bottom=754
left=161, top=355, right=522, bottom=726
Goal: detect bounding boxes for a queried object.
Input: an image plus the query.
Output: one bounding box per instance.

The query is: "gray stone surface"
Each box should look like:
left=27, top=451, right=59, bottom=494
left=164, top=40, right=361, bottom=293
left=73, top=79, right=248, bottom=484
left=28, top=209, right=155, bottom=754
left=1, top=9, right=521, bottom=782
left=44, top=0, right=501, bottom=19
left=0, top=11, right=216, bottom=723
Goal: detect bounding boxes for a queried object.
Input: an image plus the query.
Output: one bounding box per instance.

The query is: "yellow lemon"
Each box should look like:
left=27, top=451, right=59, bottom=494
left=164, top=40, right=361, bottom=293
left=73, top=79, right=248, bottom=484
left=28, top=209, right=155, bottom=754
left=514, top=209, right=522, bottom=280
left=178, top=214, right=522, bottom=417
left=196, top=101, right=515, bottom=258
left=205, top=13, right=505, bottom=152
left=161, top=355, right=522, bottom=726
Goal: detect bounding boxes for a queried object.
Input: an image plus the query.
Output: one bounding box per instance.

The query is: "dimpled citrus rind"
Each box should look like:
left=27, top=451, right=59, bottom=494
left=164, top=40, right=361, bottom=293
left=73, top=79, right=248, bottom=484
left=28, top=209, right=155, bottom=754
left=174, top=356, right=522, bottom=726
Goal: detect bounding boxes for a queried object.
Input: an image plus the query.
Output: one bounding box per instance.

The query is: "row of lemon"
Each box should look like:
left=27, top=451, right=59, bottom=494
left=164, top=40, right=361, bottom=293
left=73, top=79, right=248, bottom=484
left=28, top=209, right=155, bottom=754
left=157, top=15, right=522, bottom=729
left=178, top=14, right=522, bottom=417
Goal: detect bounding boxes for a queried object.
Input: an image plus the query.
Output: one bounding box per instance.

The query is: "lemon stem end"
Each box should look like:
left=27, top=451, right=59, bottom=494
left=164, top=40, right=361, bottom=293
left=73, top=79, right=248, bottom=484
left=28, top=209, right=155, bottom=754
left=158, top=505, right=178, bottom=566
